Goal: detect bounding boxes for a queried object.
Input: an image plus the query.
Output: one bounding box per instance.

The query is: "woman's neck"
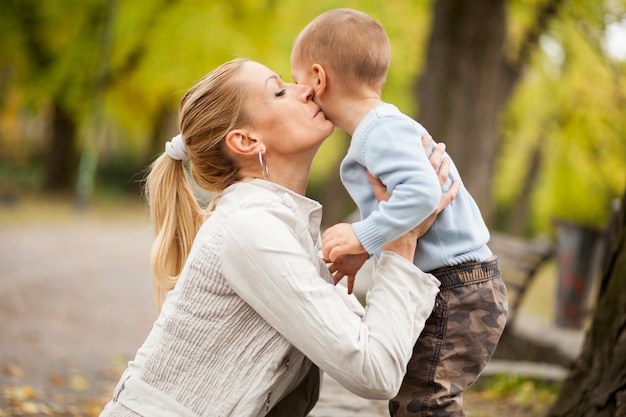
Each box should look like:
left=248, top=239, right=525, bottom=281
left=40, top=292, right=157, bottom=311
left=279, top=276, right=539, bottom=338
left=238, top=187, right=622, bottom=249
left=243, top=155, right=313, bottom=196
left=268, top=162, right=312, bottom=195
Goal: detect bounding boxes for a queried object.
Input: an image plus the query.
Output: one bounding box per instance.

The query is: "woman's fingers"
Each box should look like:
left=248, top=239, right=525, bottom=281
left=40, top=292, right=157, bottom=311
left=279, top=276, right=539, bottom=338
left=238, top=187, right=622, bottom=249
left=367, top=171, right=390, bottom=202
left=437, top=154, right=451, bottom=186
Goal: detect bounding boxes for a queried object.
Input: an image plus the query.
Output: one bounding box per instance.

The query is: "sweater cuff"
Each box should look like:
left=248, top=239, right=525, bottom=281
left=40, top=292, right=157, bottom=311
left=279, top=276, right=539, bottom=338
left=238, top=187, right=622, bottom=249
left=353, top=218, right=387, bottom=255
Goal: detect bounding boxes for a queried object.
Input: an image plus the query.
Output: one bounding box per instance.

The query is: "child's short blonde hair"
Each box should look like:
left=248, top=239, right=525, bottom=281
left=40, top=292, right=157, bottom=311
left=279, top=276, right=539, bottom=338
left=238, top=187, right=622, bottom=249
left=293, top=8, right=391, bottom=91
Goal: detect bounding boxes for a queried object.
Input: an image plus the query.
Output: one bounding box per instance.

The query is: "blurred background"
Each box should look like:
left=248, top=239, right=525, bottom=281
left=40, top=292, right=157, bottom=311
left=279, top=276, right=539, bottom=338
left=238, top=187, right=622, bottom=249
left=1, top=0, right=625, bottom=416
left=0, top=0, right=624, bottom=234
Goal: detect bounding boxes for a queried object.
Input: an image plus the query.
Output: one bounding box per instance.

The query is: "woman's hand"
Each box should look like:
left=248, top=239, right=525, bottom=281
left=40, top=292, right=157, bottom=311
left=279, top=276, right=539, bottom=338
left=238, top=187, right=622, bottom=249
left=413, top=135, right=460, bottom=238
left=327, top=252, right=369, bottom=292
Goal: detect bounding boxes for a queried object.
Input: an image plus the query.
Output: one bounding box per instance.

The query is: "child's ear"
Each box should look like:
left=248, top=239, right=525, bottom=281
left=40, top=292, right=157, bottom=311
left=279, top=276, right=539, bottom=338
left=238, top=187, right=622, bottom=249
left=311, top=63, right=327, bottom=97
left=225, top=129, right=261, bottom=157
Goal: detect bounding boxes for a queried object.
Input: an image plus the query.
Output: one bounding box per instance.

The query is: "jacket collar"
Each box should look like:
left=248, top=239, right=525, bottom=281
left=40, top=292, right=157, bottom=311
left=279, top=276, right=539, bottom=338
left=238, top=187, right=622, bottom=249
left=222, top=179, right=323, bottom=240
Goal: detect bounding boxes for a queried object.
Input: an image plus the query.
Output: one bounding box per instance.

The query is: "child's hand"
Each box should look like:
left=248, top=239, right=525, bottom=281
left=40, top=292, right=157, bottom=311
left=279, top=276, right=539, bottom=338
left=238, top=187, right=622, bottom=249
left=322, top=223, right=365, bottom=262
left=327, top=252, right=369, bottom=294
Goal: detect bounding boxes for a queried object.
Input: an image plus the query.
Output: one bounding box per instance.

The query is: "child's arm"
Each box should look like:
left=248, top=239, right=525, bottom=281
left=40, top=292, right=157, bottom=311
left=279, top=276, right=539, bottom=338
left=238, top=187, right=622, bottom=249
left=322, top=167, right=397, bottom=294
left=352, top=120, right=444, bottom=255
left=325, top=136, right=459, bottom=294
left=325, top=129, right=443, bottom=262
left=321, top=225, right=366, bottom=295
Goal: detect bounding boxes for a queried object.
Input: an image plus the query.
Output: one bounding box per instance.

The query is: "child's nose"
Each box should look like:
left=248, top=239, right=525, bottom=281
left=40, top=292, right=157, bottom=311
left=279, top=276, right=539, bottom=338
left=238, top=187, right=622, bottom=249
left=300, top=84, right=314, bottom=101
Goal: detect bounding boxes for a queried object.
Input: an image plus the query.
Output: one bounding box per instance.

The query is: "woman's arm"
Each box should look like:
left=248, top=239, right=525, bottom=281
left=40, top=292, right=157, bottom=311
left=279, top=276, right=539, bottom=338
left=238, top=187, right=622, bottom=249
left=221, top=206, right=439, bottom=399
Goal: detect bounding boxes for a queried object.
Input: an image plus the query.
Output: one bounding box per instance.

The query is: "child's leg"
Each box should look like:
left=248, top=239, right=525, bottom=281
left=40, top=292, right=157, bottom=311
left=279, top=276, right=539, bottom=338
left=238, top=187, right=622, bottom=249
left=389, top=258, right=508, bottom=417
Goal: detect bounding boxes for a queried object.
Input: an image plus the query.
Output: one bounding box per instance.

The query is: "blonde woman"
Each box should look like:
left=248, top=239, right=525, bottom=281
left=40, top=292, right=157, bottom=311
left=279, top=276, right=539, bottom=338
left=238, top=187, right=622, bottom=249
left=100, top=59, right=456, bottom=417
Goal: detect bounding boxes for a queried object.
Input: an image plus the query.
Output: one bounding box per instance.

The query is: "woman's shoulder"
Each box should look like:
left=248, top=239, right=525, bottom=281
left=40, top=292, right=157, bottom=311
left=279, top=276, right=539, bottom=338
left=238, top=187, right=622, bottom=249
left=212, top=182, right=309, bottom=233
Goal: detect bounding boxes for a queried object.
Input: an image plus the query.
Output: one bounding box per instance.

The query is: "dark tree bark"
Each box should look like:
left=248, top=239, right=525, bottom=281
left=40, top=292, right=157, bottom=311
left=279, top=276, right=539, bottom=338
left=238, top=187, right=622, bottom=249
left=416, top=0, right=506, bottom=223
left=145, top=102, right=178, bottom=166
left=5, top=0, right=78, bottom=192
left=315, top=132, right=356, bottom=227
left=416, top=0, right=563, bottom=225
left=547, top=191, right=626, bottom=416
left=42, top=101, right=78, bottom=192
left=506, top=143, right=542, bottom=235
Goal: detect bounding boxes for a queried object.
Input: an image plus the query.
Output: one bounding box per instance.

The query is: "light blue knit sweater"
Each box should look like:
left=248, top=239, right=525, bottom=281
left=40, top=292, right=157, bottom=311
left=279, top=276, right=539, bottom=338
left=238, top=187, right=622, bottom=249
left=341, top=103, right=492, bottom=272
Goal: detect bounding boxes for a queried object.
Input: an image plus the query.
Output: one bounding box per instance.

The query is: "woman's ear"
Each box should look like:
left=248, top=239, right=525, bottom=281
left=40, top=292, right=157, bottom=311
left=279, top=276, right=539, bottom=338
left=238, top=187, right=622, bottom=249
left=311, top=63, right=327, bottom=98
left=225, top=129, right=261, bottom=156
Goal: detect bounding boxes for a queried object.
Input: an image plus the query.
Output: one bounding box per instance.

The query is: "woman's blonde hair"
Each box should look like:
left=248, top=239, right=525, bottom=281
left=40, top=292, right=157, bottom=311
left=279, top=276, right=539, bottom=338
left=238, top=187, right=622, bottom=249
left=145, top=58, right=252, bottom=310
left=292, top=8, right=391, bottom=92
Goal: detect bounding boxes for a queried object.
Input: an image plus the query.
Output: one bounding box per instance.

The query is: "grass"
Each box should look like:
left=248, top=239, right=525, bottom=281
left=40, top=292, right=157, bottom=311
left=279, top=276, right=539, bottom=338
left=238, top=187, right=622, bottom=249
left=465, top=373, right=561, bottom=417
left=0, top=193, right=147, bottom=226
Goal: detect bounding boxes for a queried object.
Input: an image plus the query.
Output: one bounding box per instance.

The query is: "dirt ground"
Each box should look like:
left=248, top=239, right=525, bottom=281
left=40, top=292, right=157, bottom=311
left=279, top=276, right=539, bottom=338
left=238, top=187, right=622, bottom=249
left=0, top=211, right=557, bottom=416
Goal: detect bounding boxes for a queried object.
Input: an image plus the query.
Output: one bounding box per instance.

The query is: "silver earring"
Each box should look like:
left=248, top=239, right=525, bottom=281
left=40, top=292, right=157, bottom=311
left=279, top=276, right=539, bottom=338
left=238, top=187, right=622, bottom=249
left=258, top=151, right=269, bottom=180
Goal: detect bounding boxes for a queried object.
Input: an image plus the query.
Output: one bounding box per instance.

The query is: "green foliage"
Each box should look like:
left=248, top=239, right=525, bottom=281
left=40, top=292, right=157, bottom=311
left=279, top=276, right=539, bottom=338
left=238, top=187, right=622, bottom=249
left=495, top=0, right=626, bottom=233
left=477, top=373, right=561, bottom=413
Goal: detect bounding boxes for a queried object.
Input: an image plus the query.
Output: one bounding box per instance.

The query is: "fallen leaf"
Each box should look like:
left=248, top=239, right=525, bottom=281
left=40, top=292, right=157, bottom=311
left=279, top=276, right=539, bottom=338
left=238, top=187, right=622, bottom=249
left=2, top=363, right=25, bottom=378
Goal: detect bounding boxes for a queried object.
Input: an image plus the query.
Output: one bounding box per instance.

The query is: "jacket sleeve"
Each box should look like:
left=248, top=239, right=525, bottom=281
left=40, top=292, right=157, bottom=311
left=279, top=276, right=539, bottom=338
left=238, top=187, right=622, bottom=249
left=352, top=117, right=442, bottom=254
left=221, top=204, right=439, bottom=400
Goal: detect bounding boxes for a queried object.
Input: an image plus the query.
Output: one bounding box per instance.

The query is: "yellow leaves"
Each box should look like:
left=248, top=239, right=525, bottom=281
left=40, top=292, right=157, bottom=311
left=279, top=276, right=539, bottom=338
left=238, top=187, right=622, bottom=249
left=1, top=382, right=110, bottom=417
left=68, top=375, right=89, bottom=393
left=3, top=385, right=36, bottom=402
left=3, top=363, right=25, bottom=379
left=47, top=371, right=89, bottom=392
left=2, top=384, right=41, bottom=416
left=0, top=363, right=107, bottom=417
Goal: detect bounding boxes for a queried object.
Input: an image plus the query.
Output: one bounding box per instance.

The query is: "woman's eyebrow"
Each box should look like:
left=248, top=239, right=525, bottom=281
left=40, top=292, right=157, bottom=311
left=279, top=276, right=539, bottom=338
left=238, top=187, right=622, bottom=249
left=265, top=74, right=280, bottom=86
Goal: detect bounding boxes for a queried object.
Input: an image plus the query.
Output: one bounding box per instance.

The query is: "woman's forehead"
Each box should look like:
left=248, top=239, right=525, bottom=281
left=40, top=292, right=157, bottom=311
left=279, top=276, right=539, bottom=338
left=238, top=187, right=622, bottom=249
left=241, top=62, right=282, bottom=94
left=242, top=61, right=273, bottom=78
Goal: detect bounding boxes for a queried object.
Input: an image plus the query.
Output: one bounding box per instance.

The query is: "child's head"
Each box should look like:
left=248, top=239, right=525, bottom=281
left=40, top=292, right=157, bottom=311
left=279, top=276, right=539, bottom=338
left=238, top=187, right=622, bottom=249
left=291, top=8, right=391, bottom=95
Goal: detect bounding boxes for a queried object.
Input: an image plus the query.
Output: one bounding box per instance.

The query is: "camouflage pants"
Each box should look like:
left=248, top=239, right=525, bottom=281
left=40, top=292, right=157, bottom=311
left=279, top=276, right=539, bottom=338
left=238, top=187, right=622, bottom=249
left=389, top=257, right=508, bottom=417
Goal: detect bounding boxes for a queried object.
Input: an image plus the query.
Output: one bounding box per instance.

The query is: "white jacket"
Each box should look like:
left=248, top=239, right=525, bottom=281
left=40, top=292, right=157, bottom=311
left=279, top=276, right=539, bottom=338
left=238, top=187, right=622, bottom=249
left=101, top=179, right=439, bottom=417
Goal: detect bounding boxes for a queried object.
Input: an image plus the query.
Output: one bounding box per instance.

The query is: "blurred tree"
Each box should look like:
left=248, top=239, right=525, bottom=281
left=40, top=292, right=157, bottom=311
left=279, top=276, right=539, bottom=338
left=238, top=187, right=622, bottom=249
left=1, top=0, right=87, bottom=192
left=0, top=0, right=623, bottom=234
left=0, top=0, right=177, bottom=197
left=497, top=0, right=626, bottom=234
left=547, top=192, right=625, bottom=416
left=416, top=0, right=564, bottom=225
left=416, top=0, right=626, bottom=234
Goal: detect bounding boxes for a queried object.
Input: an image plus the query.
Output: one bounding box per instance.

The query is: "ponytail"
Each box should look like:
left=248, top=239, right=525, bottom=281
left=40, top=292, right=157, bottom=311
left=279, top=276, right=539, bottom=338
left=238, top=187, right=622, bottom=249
left=145, top=153, right=204, bottom=311
left=145, top=58, right=251, bottom=312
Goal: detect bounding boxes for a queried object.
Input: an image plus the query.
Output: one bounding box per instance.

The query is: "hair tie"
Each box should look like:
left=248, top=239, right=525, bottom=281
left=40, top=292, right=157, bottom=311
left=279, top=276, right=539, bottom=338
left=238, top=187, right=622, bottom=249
left=165, top=134, right=188, bottom=161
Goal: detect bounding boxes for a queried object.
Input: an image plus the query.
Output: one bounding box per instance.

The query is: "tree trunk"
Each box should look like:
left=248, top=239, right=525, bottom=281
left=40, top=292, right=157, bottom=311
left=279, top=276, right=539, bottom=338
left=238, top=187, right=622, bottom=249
left=145, top=101, right=178, bottom=166
left=416, top=0, right=507, bottom=224
left=547, top=192, right=626, bottom=416
left=416, top=0, right=563, bottom=226
left=316, top=132, right=356, bottom=228
left=42, top=101, right=77, bottom=192
left=507, top=143, right=542, bottom=236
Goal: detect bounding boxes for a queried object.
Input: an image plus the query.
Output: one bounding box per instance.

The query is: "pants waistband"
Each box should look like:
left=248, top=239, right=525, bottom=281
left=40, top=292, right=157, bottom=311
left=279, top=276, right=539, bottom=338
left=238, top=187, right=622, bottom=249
left=427, top=257, right=500, bottom=289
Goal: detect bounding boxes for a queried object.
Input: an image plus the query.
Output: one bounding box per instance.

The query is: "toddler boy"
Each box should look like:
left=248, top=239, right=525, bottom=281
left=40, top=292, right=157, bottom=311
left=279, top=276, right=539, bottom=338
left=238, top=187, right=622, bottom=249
left=291, top=8, right=508, bottom=416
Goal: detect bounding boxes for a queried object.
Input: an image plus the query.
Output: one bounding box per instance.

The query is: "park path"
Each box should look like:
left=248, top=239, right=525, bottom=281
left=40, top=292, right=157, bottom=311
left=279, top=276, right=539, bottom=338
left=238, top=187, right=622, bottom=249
left=0, top=214, right=584, bottom=416
left=0, top=216, right=388, bottom=416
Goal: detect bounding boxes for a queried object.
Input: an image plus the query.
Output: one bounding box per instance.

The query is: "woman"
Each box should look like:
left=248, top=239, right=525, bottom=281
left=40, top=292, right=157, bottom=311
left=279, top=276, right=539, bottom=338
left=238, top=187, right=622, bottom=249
left=100, top=58, right=454, bottom=417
